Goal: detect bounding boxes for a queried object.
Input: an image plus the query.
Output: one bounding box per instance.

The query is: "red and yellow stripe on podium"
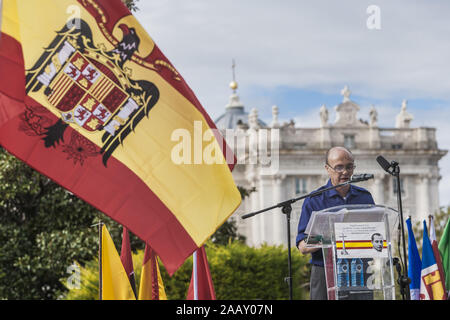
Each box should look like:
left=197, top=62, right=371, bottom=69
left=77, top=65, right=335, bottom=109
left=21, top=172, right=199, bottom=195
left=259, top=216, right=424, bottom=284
left=336, top=240, right=387, bottom=250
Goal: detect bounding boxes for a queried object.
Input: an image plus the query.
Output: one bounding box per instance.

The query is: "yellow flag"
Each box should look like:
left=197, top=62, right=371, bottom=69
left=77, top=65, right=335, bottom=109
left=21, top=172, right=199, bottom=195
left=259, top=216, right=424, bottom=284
left=138, top=244, right=167, bottom=300
left=101, top=224, right=136, bottom=300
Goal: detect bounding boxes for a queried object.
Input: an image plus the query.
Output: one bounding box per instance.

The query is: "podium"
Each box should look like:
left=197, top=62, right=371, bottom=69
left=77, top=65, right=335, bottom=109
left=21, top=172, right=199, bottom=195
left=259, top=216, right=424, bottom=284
left=304, top=204, right=399, bottom=300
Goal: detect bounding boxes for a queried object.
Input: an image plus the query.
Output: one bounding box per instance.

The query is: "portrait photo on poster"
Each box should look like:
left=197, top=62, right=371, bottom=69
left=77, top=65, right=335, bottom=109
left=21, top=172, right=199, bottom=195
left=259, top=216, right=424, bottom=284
left=334, top=222, right=388, bottom=258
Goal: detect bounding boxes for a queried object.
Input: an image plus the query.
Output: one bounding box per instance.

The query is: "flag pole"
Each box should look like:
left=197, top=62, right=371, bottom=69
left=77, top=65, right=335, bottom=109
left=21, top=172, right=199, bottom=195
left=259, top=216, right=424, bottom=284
left=193, top=250, right=198, bottom=300
left=98, top=221, right=103, bottom=300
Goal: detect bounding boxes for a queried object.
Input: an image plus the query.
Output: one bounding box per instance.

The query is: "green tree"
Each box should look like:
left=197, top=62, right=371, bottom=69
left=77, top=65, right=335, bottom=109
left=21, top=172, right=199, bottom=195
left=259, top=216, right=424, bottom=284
left=211, top=219, right=246, bottom=245
left=0, top=148, right=94, bottom=299
left=0, top=148, right=142, bottom=299
left=63, top=241, right=310, bottom=300
left=405, top=207, right=450, bottom=258
left=0, top=144, right=251, bottom=299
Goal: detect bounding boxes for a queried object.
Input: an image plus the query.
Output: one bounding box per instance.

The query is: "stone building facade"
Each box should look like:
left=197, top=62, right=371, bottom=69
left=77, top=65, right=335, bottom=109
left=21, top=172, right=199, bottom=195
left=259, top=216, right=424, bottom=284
left=215, top=83, right=447, bottom=247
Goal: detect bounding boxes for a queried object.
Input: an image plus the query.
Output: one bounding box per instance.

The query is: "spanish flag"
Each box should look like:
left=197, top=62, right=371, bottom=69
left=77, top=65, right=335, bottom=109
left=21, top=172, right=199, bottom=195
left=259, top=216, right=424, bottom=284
left=0, top=0, right=241, bottom=274
left=101, top=224, right=136, bottom=300
left=138, top=244, right=167, bottom=300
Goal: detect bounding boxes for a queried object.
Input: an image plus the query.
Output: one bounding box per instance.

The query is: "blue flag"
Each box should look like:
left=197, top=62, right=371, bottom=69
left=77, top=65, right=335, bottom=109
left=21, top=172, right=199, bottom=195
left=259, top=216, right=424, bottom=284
left=406, top=218, right=421, bottom=300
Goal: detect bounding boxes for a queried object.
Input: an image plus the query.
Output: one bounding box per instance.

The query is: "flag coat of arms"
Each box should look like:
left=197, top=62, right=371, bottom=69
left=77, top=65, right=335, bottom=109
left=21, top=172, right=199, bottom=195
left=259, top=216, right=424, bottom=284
left=429, top=216, right=447, bottom=299
left=0, top=0, right=241, bottom=274
left=420, top=221, right=446, bottom=300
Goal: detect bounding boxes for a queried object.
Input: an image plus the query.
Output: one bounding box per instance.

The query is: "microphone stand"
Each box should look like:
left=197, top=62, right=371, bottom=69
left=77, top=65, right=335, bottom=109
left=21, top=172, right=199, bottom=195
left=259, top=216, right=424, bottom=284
left=391, top=162, right=411, bottom=300
left=377, top=156, right=411, bottom=300
left=241, top=177, right=370, bottom=300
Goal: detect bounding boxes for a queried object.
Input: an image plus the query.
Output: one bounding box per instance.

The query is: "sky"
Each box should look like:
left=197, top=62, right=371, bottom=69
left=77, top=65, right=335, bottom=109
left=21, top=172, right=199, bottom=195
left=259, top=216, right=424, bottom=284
left=134, top=1, right=450, bottom=206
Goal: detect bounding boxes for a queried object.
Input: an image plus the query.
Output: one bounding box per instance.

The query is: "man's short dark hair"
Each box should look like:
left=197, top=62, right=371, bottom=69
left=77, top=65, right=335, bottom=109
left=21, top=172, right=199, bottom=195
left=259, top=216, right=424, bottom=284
left=371, top=233, right=382, bottom=241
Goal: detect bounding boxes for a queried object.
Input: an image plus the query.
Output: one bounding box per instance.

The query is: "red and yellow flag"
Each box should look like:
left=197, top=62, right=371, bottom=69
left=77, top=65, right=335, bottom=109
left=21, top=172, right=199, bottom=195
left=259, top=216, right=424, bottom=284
left=187, top=246, right=216, bottom=300
left=120, top=227, right=137, bottom=298
left=0, top=0, right=241, bottom=274
left=138, top=244, right=167, bottom=300
left=101, top=224, right=136, bottom=300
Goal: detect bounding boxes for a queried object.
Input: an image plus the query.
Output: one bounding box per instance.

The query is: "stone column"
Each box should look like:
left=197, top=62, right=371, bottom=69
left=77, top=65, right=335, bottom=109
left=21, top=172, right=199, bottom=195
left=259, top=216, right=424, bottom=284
left=429, top=174, right=440, bottom=216
left=248, top=177, right=260, bottom=247
left=245, top=165, right=260, bottom=247
left=369, top=127, right=381, bottom=149
left=416, top=174, right=430, bottom=222
left=272, top=174, right=286, bottom=246
left=372, top=173, right=385, bottom=205
left=256, top=175, right=273, bottom=246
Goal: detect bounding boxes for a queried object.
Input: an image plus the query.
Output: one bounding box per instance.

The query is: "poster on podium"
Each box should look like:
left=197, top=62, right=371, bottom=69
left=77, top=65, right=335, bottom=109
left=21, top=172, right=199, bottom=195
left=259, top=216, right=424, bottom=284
left=334, top=222, right=388, bottom=259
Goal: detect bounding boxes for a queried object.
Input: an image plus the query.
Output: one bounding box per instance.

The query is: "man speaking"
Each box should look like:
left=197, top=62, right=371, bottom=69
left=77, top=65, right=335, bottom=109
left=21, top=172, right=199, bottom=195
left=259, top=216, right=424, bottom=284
left=296, top=146, right=375, bottom=300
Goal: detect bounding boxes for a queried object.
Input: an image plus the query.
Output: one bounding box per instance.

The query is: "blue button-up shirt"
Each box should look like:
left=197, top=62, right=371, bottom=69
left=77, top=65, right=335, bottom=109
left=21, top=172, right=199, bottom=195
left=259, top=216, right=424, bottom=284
left=296, top=179, right=375, bottom=266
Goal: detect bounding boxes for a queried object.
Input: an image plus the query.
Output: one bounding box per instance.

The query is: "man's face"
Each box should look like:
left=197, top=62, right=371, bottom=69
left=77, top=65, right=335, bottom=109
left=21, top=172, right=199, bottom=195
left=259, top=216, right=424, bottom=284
left=325, top=149, right=355, bottom=186
left=372, top=235, right=384, bottom=252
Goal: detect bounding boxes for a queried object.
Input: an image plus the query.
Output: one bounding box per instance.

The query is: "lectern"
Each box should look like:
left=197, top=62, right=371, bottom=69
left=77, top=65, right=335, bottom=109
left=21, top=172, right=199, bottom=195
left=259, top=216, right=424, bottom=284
left=304, top=204, right=398, bottom=300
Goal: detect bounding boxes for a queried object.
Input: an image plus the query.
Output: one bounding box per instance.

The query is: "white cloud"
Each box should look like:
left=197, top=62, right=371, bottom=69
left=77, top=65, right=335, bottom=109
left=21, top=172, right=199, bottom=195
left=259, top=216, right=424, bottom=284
left=135, top=1, right=450, bottom=116
left=133, top=1, right=450, bottom=206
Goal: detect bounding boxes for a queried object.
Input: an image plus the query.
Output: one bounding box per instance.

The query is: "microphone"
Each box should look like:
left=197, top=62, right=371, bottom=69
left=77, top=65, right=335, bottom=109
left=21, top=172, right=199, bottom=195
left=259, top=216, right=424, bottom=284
left=350, top=174, right=374, bottom=182
left=376, top=155, right=393, bottom=173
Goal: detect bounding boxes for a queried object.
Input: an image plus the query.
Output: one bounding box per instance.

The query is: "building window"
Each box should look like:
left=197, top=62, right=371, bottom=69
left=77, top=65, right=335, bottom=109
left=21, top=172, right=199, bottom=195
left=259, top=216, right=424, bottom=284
left=392, top=143, right=403, bottom=150
left=295, top=178, right=307, bottom=195
left=393, top=178, right=405, bottom=194
left=344, top=134, right=355, bottom=149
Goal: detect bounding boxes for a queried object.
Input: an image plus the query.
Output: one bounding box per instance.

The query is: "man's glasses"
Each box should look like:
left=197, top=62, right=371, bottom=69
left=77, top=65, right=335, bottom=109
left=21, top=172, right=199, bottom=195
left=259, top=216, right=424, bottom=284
left=327, top=163, right=356, bottom=173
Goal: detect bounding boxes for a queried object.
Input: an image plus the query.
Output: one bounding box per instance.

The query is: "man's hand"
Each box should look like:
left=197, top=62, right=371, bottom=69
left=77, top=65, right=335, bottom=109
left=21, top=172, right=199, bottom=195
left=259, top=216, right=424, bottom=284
left=297, top=240, right=320, bottom=254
